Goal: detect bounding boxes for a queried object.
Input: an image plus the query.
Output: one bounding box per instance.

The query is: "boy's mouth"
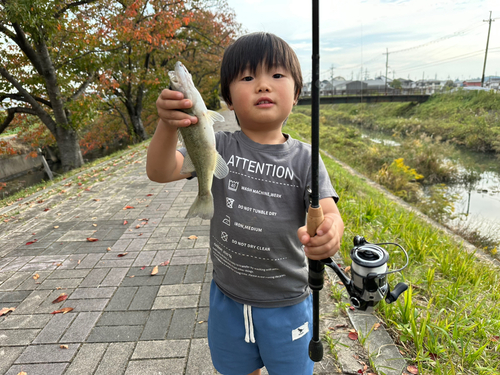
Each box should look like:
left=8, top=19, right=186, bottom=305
left=255, top=97, right=274, bottom=106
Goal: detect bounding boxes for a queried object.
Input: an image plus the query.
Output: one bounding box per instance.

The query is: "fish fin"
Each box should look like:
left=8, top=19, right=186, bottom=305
left=186, top=193, right=214, bottom=220
left=180, top=152, right=196, bottom=174
left=206, top=110, right=225, bottom=125
left=213, top=152, right=229, bottom=179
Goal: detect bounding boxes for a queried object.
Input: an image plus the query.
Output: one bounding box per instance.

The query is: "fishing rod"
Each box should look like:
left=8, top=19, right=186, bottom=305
left=307, top=0, right=409, bottom=362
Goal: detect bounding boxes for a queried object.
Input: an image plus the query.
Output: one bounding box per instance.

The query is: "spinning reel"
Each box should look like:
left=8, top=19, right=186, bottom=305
left=321, top=235, right=409, bottom=311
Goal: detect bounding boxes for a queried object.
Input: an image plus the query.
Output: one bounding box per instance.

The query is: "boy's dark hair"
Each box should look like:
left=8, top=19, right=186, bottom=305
left=220, top=32, right=303, bottom=105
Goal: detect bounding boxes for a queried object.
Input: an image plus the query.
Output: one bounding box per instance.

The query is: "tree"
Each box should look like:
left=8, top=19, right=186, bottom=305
left=98, top=0, right=239, bottom=141
left=0, top=0, right=112, bottom=170
left=390, top=79, right=402, bottom=90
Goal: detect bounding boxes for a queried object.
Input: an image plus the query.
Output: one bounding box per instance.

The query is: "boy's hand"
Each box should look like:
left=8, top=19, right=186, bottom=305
left=297, top=198, right=344, bottom=260
left=156, top=89, right=198, bottom=128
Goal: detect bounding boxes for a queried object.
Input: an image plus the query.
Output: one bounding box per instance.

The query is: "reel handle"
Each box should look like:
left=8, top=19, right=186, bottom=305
left=386, top=282, right=409, bottom=304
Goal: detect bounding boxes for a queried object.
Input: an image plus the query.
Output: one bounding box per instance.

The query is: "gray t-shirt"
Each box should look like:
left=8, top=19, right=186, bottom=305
left=182, top=130, right=337, bottom=308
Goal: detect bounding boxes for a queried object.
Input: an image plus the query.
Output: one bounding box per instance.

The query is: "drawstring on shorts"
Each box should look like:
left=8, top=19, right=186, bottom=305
left=243, top=304, right=255, bottom=343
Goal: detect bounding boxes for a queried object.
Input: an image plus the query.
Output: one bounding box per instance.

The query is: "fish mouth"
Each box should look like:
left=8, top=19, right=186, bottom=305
left=255, top=97, right=274, bottom=105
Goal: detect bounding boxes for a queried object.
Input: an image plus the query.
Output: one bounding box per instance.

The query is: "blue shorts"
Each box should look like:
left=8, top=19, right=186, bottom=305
left=208, top=280, right=314, bottom=375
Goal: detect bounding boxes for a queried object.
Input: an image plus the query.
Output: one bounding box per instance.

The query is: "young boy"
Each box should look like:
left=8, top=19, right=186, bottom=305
left=147, top=32, right=344, bottom=375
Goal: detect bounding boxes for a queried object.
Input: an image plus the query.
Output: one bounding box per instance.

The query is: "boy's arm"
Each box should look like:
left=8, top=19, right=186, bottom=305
left=297, top=197, right=344, bottom=261
left=146, top=89, right=198, bottom=183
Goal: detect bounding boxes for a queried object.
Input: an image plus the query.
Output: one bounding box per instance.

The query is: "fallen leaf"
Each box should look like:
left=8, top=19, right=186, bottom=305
left=51, top=307, right=74, bottom=314
left=26, top=239, right=37, bottom=245
left=123, top=205, right=134, bottom=210
left=135, top=225, right=141, bottom=229
left=0, top=307, right=16, bottom=316
left=123, top=220, right=128, bottom=225
left=54, top=225, right=59, bottom=229
left=106, top=247, right=112, bottom=251
left=16, top=372, right=27, bottom=375
left=44, top=208, right=50, bottom=211
left=117, top=252, right=128, bottom=257
left=33, top=273, right=40, bottom=280
left=159, top=260, right=170, bottom=266
left=60, top=344, right=69, bottom=349
left=336, top=323, right=348, bottom=328
left=491, top=335, right=499, bottom=342
left=86, top=238, right=98, bottom=242
left=348, top=331, right=358, bottom=340
left=349, top=306, right=355, bottom=310
left=407, top=365, right=418, bottom=374
left=151, top=265, right=159, bottom=275
left=140, top=266, right=146, bottom=270
left=372, top=322, right=381, bottom=330
left=344, top=266, right=351, bottom=272
left=129, top=275, right=135, bottom=278
left=92, top=224, right=97, bottom=227
left=188, top=235, right=198, bottom=240
left=146, top=194, right=153, bottom=196
left=52, top=293, right=68, bottom=303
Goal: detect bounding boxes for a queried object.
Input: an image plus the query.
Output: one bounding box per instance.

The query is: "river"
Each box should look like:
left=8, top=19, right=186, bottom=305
left=363, top=130, right=500, bottom=245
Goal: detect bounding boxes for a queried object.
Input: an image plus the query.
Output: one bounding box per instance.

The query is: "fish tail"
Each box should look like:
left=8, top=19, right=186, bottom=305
left=186, top=193, right=214, bottom=220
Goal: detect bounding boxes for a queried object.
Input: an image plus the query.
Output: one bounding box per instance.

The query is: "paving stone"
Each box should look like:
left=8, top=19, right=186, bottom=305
left=140, top=310, right=172, bottom=341
left=96, top=311, right=149, bottom=326
left=200, top=282, right=211, bottom=307
left=166, top=308, right=196, bottom=339
left=105, top=287, right=137, bottom=311
left=69, top=286, right=116, bottom=299
left=162, top=265, right=187, bottom=285
left=126, top=238, right=149, bottom=251
left=132, top=251, right=156, bottom=267
left=33, top=312, right=76, bottom=344
left=79, top=268, right=110, bottom=287
left=60, top=312, right=101, bottom=343
left=87, top=325, right=143, bottom=343
left=34, top=289, right=76, bottom=314
left=0, top=347, right=23, bottom=373
left=151, top=250, right=174, bottom=265
left=184, top=264, right=207, bottom=283
left=131, top=339, right=189, bottom=359
left=16, top=270, right=52, bottom=291
left=194, top=307, right=209, bottom=338
left=170, top=255, right=208, bottom=265
left=152, top=294, right=199, bottom=310
left=128, top=286, right=159, bottom=311
left=15, top=343, right=79, bottom=363
left=0, top=272, right=31, bottom=291
left=0, top=329, right=40, bottom=346
left=64, top=343, right=108, bottom=375
left=10, top=290, right=52, bottom=315
left=0, top=257, right=34, bottom=273
left=157, top=283, right=201, bottom=297
left=61, top=298, right=109, bottom=312
left=125, top=358, right=186, bottom=375
left=0, top=290, right=32, bottom=303
left=5, top=363, right=68, bottom=375
left=110, top=239, right=132, bottom=252
left=75, top=253, right=104, bottom=269
left=37, top=277, right=82, bottom=290
left=95, top=258, right=135, bottom=268
left=185, top=338, right=214, bottom=375
left=100, top=267, right=128, bottom=287
left=0, top=314, right=51, bottom=330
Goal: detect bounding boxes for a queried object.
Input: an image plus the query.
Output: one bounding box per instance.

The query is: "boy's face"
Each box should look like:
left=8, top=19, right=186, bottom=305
left=228, top=64, right=296, bottom=132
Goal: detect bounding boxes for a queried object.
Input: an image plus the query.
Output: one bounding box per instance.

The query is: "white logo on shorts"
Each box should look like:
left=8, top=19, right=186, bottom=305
left=292, top=321, right=309, bottom=341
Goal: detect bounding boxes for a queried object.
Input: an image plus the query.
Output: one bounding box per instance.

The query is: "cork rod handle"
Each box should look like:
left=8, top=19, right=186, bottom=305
left=306, top=205, right=324, bottom=237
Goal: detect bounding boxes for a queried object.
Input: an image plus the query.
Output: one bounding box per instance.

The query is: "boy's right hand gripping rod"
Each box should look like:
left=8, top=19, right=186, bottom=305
left=307, top=0, right=325, bottom=363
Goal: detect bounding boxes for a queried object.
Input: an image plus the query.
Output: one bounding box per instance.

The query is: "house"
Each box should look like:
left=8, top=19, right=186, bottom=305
left=463, top=79, right=482, bottom=87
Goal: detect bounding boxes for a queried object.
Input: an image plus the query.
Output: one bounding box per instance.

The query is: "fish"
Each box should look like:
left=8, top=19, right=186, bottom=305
left=168, top=61, right=229, bottom=219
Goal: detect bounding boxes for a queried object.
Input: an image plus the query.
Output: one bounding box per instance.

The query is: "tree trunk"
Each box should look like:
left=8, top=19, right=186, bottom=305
left=55, top=126, right=84, bottom=171
left=129, top=113, right=148, bottom=141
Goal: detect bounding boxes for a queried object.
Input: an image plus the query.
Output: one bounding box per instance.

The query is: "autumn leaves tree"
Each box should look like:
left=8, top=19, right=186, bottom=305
left=0, top=0, right=240, bottom=170
left=97, top=0, right=239, bottom=141
left=0, top=0, right=109, bottom=170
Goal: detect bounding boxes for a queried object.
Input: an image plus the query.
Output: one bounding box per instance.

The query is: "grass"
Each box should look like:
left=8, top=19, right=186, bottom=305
left=285, top=125, right=500, bottom=374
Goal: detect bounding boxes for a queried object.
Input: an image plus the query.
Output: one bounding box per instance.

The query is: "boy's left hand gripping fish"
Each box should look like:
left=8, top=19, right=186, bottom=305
left=168, top=61, right=229, bottom=219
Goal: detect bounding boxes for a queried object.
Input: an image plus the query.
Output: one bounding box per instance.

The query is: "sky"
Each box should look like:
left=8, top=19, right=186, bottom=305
left=225, top=0, right=500, bottom=83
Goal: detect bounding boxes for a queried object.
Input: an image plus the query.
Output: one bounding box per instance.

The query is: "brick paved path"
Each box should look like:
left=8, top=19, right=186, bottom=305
left=0, top=110, right=392, bottom=375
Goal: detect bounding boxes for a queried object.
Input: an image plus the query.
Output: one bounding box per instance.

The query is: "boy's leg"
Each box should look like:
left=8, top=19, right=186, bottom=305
left=208, top=280, right=264, bottom=375
left=252, top=295, right=314, bottom=375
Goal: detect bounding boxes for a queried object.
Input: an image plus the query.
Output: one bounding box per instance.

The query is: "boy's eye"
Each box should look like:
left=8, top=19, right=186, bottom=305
left=273, top=73, right=284, bottom=79
left=242, top=76, right=253, bottom=81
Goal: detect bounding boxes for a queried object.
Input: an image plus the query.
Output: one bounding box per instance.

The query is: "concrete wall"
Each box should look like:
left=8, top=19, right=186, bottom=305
left=0, top=154, right=43, bottom=180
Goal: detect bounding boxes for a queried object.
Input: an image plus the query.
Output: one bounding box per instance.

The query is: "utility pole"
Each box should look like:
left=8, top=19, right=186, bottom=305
left=481, top=11, right=494, bottom=87
left=384, top=48, right=389, bottom=94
